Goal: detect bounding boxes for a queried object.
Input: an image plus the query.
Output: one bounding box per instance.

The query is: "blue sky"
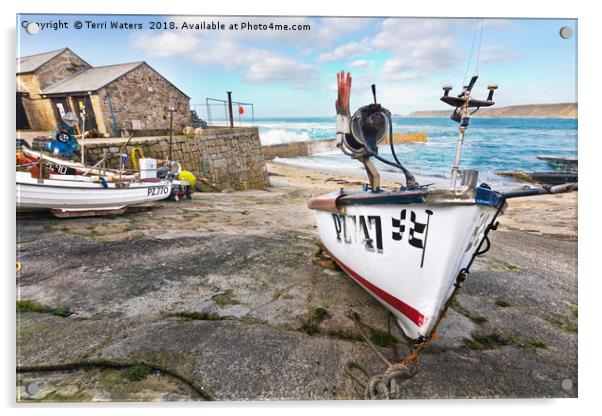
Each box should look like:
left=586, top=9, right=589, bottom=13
left=17, top=15, right=577, bottom=117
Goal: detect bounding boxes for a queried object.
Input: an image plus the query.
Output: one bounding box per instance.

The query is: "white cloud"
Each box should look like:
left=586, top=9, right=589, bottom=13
left=349, top=59, right=370, bottom=68
left=370, top=18, right=463, bottom=50
left=317, top=41, right=370, bottom=63
left=131, top=16, right=379, bottom=85
left=131, top=30, right=319, bottom=85
left=313, top=17, right=376, bottom=46
left=131, top=32, right=198, bottom=58
left=478, top=44, right=521, bottom=63
left=377, top=36, right=460, bottom=81
left=407, top=36, right=461, bottom=70
left=380, top=57, right=419, bottom=81
left=245, top=56, right=319, bottom=84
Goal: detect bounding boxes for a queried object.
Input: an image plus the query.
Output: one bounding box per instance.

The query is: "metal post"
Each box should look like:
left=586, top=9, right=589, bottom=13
left=227, top=91, right=234, bottom=128
left=102, top=148, right=107, bottom=176
left=80, top=96, right=86, bottom=165
left=450, top=127, right=465, bottom=188
left=450, top=101, right=469, bottom=188
left=251, top=104, right=255, bottom=126
left=168, top=106, right=175, bottom=161
left=206, top=98, right=212, bottom=125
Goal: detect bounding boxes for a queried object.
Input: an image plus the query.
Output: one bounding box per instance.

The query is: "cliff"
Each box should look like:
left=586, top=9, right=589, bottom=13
left=408, top=103, right=577, bottom=118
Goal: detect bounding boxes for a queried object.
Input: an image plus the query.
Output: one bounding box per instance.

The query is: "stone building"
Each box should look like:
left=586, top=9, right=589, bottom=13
left=17, top=48, right=191, bottom=136
left=17, top=48, right=90, bottom=130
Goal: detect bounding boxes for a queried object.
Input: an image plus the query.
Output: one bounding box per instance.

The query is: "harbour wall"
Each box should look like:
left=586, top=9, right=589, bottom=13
left=84, top=127, right=270, bottom=191
left=261, top=139, right=338, bottom=160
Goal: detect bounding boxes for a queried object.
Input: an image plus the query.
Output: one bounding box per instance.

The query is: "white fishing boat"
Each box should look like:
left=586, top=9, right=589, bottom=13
left=17, top=142, right=194, bottom=204
left=308, top=71, right=577, bottom=341
left=16, top=170, right=171, bottom=216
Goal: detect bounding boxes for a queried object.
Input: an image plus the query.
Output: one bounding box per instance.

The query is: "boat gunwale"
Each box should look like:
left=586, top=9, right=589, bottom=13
left=16, top=181, right=169, bottom=191
left=307, top=186, right=504, bottom=213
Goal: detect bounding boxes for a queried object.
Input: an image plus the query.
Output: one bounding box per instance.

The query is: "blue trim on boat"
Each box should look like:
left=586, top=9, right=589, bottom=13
left=475, top=187, right=505, bottom=208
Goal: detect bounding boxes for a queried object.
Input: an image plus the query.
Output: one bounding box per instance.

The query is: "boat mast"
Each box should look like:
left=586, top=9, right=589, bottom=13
left=449, top=91, right=468, bottom=188
left=442, top=78, right=498, bottom=189
left=80, top=95, right=87, bottom=165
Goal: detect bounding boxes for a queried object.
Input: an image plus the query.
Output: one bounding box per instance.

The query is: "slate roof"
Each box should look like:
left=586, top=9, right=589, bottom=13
left=40, top=62, right=145, bottom=95
left=17, top=48, right=68, bottom=74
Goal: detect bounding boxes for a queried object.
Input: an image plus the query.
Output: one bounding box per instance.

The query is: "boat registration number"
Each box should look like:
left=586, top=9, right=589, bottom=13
left=147, top=186, right=170, bottom=196
left=331, top=209, right=434, bottom=268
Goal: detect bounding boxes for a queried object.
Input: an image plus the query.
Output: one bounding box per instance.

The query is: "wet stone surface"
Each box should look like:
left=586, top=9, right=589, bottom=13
left=16, top=167, right=577, bottom=401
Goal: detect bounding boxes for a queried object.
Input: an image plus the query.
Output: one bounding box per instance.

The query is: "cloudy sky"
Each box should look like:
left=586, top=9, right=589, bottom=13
left=18, top=15, right=577, bottom=117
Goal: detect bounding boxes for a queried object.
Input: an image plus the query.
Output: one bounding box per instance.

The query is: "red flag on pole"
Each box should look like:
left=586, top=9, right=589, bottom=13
left=238, top=106, right=245, bottom=115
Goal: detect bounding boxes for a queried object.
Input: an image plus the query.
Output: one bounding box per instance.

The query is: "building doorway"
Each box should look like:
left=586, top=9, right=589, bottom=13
left=71, top=95, right=98, bottom=131
left=51, top=97, right=70, bottom=124
left=16, top=93, right=30, bottom=130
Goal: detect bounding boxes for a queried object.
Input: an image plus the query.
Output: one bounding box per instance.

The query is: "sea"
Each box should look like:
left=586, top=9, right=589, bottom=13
left=250, top=117, right=577, bottom=190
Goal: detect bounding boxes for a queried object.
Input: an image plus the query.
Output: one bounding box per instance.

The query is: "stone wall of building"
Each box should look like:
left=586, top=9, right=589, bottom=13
left=95, top=63, right=191, bottom=136
left=18, top=49, right=91, bottom=130
left=34, top=49, right=91, bottom=91
left=83, top=127, right=269, bottom=191
left=18, top=74, right=56, bottom=130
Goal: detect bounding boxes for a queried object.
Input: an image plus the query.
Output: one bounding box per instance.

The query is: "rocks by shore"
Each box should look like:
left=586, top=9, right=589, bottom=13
left=16, top=161, right=577, bottom=401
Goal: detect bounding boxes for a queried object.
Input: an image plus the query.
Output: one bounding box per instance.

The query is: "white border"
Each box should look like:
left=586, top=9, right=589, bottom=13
left=3, top=1, right=600, bottom=415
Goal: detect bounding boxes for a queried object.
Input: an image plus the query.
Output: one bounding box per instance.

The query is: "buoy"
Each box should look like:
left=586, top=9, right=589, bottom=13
left=131, top=146, right=145, bottom=170
left=178, top=170, right=197, bottom=187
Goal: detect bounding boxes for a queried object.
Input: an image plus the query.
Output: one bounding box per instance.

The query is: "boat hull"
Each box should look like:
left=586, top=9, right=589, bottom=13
left=16, top=171, right=171, bottom=212
left=312, top=201, right=499, bottom=339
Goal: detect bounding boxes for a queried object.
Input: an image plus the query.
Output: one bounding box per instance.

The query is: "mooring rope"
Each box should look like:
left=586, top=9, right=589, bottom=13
left=344, top=285, right=460, bottom=400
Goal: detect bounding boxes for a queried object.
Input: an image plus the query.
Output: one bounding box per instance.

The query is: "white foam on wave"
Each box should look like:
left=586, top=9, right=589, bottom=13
left=259, top=129, right=311, bottom=146
left=256, top=121, right=334, bottom=131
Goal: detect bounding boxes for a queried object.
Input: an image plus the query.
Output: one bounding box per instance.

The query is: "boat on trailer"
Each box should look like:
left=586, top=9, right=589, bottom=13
left=308, top=71, right=577, bottom=341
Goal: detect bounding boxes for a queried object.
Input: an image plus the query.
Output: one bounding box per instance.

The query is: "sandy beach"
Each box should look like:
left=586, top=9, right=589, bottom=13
left=16, top=160, right=577, bottom=401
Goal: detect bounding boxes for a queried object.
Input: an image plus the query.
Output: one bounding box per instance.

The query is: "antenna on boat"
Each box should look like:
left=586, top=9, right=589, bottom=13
left=441, top=76, right=497, bottom=188
left=442, top=19, right=498, bottom=189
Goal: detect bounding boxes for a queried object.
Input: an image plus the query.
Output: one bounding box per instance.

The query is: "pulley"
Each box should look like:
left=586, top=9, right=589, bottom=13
left=349, top=104, right=390, bottom=153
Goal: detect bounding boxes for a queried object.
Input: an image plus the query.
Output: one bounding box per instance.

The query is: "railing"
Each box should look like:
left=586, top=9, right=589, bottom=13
left=192, top=96, right=255, bottom=127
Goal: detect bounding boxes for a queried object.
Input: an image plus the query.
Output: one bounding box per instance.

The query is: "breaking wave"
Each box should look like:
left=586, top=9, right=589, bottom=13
left=259, top=129, right=311, bottom=146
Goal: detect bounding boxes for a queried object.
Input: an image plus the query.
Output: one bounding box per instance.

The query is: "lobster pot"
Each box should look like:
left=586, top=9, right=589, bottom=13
left=139, top=158, right=157, bottom=179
